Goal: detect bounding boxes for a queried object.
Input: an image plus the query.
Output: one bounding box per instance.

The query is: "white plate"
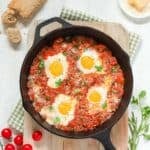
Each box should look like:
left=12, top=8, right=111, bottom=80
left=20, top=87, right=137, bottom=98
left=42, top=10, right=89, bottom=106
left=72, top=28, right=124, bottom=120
left=118, top=0, right=150, bottom=21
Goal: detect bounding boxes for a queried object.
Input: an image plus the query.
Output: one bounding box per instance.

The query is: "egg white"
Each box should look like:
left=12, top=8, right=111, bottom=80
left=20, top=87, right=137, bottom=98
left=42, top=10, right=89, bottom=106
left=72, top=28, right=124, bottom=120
left=87, top=86, right=108, bottom=113
left=40, top=94, right=77, bottom=126
left=44, top=53, right=68, bottom=88
left=77, top=49, right=103, bottom=74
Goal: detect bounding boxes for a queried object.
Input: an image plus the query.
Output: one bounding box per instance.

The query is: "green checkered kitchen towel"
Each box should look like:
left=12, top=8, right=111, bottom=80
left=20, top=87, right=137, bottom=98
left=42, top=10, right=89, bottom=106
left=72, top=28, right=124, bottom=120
left=8, top=7, right=141, bottom=133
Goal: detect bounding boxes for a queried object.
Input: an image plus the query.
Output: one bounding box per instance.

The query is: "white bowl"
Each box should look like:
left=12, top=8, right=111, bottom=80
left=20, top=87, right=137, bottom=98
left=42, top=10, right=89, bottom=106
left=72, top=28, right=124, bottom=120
left=118, top=0, right=150, bottom=22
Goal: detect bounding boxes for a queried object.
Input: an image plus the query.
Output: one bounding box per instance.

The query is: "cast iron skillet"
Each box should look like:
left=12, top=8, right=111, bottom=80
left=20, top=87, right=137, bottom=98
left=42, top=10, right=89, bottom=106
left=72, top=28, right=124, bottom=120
left=20, top=17, right=133, bottom=150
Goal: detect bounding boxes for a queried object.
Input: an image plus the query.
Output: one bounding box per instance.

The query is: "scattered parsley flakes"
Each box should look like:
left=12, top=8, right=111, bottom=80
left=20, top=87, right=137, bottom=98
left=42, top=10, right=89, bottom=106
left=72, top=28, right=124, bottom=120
left=55, top=79, right=62, bottom=87
left=53, top=117, right=61, bottom=124
left=39, top=59, right=44, bottom=69
left=102, top=102, right=107, bottom=109
left=95, top=65, right=103, bottom=72
left=49, top=106, right=53, bottom=111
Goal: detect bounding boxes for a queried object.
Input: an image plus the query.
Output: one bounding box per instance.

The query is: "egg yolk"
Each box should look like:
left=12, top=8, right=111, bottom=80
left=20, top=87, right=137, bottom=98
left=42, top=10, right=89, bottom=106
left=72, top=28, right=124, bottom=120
left=58, top=102, right=72, bottom=115
left=49, top=60, right=63, bottom=76
left=81, top=56, right=94, bottom=69
left=88, top=91, right=101, bottom=103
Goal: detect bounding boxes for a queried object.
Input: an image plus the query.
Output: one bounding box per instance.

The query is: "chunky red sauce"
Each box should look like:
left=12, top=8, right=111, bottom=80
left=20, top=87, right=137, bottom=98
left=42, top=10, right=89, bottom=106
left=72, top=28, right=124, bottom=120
left=27, top=36, right=124, bottom=131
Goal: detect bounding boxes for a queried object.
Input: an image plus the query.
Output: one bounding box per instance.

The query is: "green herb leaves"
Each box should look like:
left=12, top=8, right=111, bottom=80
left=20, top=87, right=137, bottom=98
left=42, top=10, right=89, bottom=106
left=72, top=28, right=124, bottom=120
left=131, top=90, right=146, bottom=105
left=102, top=102, right=107, bottom=109
left=55, top=79, right=62, bottom=87
left=143, top=134, right=150, bottom=140
left=53, top=117, right=60, bottom=124
left=39, top=59, right=44, bottom=69
left=142, top=106, right=150, bottom=119
left=131, top=96, right=139, bottom=105
left=139, top=90, right=146, bottom=99
left=49, top=106, right=53, bottom=111
left=129, top=90, right=150, bottom=150
left=95, top=65, right=103, bottom=72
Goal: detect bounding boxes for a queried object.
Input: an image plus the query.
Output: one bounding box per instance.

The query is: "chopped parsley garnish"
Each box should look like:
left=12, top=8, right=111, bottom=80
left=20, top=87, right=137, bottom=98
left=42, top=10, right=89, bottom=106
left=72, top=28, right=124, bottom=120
left=39, top=59, right=44, bottom=69
left=95, top=65, right=103, bottom=72
left=53, top=117, right=61, bottom=124
left=102, top=102, right=107, bottom=109
left=55, top=79, right=62, bottom=87
left=49, top=106, right=53, bottom=111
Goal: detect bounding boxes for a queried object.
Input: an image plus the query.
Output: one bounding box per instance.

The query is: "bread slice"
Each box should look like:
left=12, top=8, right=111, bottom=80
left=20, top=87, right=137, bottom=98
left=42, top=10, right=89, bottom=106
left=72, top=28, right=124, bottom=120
left=8, top=0, right=46, bottom=18
left=1, top=8, right=17, bottom=25
left=6, top=27, right=21, bottom=44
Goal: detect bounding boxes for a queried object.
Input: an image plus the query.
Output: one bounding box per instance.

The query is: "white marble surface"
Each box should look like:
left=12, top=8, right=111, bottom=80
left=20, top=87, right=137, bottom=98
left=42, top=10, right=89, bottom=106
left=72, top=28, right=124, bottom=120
left=0, top=0, right=150, bottom=149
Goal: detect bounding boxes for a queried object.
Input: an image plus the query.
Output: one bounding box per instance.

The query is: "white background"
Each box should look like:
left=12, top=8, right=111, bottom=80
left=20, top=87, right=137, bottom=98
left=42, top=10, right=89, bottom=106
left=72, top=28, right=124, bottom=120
left=0, top=0, right=150, bottom=149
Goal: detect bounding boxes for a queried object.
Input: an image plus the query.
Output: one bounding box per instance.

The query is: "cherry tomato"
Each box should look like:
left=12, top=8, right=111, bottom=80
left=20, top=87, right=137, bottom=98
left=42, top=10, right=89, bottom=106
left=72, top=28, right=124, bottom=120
left=1, top=128, right=12, bottom=139
left=22, top=144, right=32, bottom=150
left=32, top=130, right=42, bottom=141
left=14, top=134, right=23, bottom=145
left=4, top=144, right=15, bottom=150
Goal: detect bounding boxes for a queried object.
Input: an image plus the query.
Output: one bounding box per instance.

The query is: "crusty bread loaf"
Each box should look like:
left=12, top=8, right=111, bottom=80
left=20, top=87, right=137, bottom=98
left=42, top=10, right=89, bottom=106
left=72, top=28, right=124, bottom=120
left=2, top=0, right=46, bottom=45
left=1, top=8, right=17, bottom=25
left=6, top=27, right=21, bottom=44
left=8, top=0, right=46, bottom=18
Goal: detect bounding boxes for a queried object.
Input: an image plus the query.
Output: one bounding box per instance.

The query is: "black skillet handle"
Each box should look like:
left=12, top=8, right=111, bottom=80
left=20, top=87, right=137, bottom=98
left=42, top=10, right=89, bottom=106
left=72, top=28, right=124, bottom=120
left=33, top=17, right=72, bottom=45
left=92, top=128, right=115, bottom=150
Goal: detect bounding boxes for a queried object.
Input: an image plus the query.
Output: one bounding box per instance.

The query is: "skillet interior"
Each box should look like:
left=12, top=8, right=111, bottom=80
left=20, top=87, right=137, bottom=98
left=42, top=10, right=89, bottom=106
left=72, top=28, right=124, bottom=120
left=20, top=26, right=133, bottom=138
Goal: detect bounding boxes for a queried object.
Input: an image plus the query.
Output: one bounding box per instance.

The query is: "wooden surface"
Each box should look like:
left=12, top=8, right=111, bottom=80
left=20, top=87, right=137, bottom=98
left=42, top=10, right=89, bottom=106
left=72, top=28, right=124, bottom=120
left=24, top=20, right=129, bottom=150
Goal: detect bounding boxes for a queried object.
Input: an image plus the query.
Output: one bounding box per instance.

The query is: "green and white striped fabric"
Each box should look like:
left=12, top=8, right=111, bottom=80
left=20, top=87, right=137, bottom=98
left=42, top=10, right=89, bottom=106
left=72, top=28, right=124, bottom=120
left=8, top=100, right=24, bottom=132
left=8, top=7, right=141, bottom=133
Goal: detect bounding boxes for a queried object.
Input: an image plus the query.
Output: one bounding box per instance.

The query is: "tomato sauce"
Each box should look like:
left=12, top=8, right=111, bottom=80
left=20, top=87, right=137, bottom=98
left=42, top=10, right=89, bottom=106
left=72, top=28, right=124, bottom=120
left=27, top=36, right=124, bottom=131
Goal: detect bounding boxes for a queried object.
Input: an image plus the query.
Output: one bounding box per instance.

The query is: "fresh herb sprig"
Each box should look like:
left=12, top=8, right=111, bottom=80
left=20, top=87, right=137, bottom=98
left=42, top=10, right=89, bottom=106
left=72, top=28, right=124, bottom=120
left=129, top=90, right=150, bottom=150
